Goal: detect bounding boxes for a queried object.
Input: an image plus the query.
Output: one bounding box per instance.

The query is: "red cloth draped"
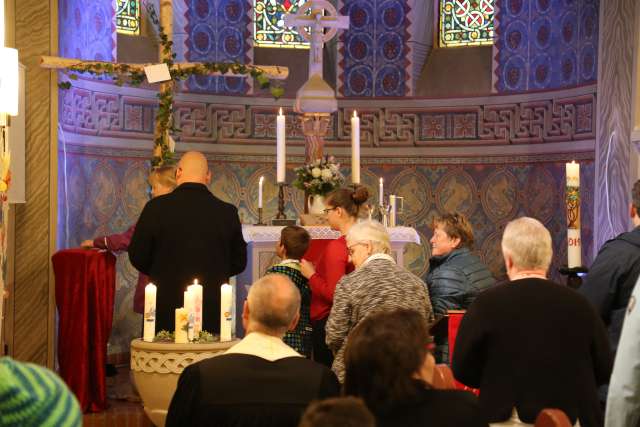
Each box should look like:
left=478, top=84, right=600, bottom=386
left=52, top=249, right=116, bottom=413
left=448, top=311, right=480, bottom=395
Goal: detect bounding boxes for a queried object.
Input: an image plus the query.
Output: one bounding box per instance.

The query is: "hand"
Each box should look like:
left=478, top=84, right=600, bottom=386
left=300, top=259, right=316, bottom=279
left=81, top=240, right=94, bottom=249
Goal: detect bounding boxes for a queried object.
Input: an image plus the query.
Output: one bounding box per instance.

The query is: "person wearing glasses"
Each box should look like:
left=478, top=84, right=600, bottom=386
left=325, top=220, right=433, bottom=382
left=427, top=212, right=495, bottom=364
left=81, top=165, right=176, bottom=314
left=300, top=186, right=369, bottom=367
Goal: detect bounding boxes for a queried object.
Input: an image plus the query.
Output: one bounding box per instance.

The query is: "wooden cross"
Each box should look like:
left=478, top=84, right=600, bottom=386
left=41, top=0, right=289, bottom=166
left=284, top=0, right=349, bottom=79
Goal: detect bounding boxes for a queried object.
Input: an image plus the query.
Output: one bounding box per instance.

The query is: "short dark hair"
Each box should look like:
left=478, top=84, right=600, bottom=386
left=298, top=397, right=375, bottom=427
left=633, top=180, right=640, bottom=210
left=280, top=226, right=310, bottom=260
left=344, top=309, right=431, bottom=411
left=431, top=212, right=474, bottom=249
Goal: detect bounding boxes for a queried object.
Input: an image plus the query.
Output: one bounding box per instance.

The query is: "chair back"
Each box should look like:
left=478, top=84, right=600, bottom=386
left=432, top=364, right=455, bottom=389
left=534, top=409, right=572, bottom=427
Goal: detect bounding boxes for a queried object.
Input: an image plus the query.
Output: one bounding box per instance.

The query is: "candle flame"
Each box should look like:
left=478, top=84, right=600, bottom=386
left=571, top=160, right=576, bottom=164
left=259, top=176, right=264, bottom=184
left=379, top=177, right=383, bottom=184
left=194, top=278, right=199, bottom=285
left=353, top=110, right=358, bottom=118
left=279, top=107, right=283, bottom=116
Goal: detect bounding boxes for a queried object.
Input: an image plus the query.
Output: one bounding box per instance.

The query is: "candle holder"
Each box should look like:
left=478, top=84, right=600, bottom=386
left=254, top=207, right=266, bottom=226
left=272, top=183, right=297, bottom=226
left=558, top=266, right=589, bottom=290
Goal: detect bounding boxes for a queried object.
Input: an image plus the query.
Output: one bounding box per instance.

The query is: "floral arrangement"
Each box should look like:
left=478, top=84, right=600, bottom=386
left=154, top=330, right=217, bottom=343
left=292, top=155, right=345, bottom=196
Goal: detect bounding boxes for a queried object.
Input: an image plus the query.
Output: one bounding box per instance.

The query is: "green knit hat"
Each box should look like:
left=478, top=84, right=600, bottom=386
left=0, top=357, right=82, bottom=427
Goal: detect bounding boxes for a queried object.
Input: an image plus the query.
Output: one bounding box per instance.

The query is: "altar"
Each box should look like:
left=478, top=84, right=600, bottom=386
left=232, top=225, right=421, bottom=336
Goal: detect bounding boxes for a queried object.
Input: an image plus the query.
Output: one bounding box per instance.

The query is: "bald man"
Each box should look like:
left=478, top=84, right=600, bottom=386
left=167, top=275, right=339, bottom=427
left=129, top=151, right=247, bottom=333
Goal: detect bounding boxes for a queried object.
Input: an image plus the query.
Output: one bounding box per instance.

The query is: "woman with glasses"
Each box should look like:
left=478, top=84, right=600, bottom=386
left=344, top=309, right=487, bottom=427
left=300, top=185, right=369, bottom=367
left=325, top=220, right=433, bottom=383
left=81, top=166, right=176, bottom=314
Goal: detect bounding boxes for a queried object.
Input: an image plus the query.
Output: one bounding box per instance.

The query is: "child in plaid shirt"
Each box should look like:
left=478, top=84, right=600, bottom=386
left=266, top=226, right=313, bottom=357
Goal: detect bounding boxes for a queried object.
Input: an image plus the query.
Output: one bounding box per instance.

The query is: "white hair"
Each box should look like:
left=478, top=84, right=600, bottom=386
left=501, top=217, right=553, bottom=271
left=346, top=220, right=391, bottom=255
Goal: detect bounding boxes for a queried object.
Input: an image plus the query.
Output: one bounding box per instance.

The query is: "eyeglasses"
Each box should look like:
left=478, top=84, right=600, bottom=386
left=323, top=206, right=338, bottom=215
left=347, top=242, right=367, bottom=256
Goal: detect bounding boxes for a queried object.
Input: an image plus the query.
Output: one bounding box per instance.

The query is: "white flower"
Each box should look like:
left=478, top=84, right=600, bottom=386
left=329, top=164, right=338, bottom=173
left=311, top=167, right=322, bottom=178
left=321, top=168, right=333, bottom=180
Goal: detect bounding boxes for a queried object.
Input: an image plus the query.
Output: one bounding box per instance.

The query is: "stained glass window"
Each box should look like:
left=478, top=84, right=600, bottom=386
left=439, top=0, right=495, bottom=47
left=253, top=0, right=309, bottom=49
left=116, top=0, right=141, bottom=35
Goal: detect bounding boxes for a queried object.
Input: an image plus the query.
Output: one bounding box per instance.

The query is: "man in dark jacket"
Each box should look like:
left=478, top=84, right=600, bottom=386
left=580, top=179, right=640, bottom=355
left=452, top=217, right=612, bottom=427
left=427, top=212, right=495, bottom=363
left=128, top=151, right=247, bottom=333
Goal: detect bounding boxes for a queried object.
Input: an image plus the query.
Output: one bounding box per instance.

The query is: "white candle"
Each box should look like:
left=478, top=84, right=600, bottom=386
left=220, top=283, right=233, bottom=342
left=276, top=108, right=286, bottom=183
left=175, top=308, right=189, bottom=344
left=188, top=279, right=203, bottom=336
left=184, top=289, right=195, bottom=341
left=566, top=161, right=581, bottom=268
left=389, top=195, right=396, bottom=227
left=258, top=176, right=264, bottom=209
left=379, top=177, right=384, bottom=206
left=143, top=283, right=156, bottom=342
left=351, top=110, right=360, bottom=184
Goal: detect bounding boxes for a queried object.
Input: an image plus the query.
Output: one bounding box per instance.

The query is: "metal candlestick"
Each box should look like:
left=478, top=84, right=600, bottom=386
left=275, top=183, right=286, bottom=220
left=255, top=207, right=266, bottom=226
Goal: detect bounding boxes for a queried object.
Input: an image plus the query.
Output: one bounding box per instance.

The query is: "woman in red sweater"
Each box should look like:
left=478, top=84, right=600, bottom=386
left=300, top=185, right=369, bottom=367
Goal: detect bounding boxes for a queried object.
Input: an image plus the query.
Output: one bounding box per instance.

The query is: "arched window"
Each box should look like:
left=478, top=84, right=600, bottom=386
left=116, top=0, right=141, bottom=35
left=253, top=0, right=309, bottom=49
left=439, top=0, right=494, bottom=47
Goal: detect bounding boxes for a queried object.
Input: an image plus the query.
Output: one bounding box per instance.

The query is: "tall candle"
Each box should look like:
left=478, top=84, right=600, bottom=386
left=220, top=283, right=233, bottom=342
left=143, top=283, right=156, bottom=342
left=184, top=289, right=195, bottom=341
left=188, top=279, right=203, bottom=336
left=389, top=195, right=397, bottom=227
left=276, top=108, right=286, bottom=183
left=175, top=308, right=189, bottom=344
left=379, top=177, right=384, bottom=206
left=566, top=161, right=581, bottom=268
left=351, top=110, right=360, bottom=184
left=258, top=176, right=264, bottom=209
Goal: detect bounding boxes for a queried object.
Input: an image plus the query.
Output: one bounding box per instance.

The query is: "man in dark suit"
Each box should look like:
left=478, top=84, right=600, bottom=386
left=166, top=274, right=340, bottom=427
left=452, top=217, right=612, bottom=427
left=128, top=151, right=247, bottom=333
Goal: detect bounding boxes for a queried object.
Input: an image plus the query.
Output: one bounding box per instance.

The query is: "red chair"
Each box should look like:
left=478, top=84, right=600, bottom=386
left=534, top=409, right=572, bottom=427
left=432, top=364, right=455, bottom=390
left=446, top=310, right=479, bottom=394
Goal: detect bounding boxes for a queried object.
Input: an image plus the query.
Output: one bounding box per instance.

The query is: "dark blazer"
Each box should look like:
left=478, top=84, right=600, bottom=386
left=128, top=182, right=247, bottom=333
left=375, top=387, right=488, bottom=427
left=166, top=354, right=340, bottom=427
left=452, top=278, right=612, bottom=427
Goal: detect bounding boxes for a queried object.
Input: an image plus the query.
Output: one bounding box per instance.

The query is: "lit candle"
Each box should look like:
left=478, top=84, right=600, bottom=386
left=220, top=283, right=233, bottom=342
left=143, top=283, right=156, bottom=342
left=175, top=308, right=189, bottom=344
left=566, top=161, right=581, bottom=268
left=258, top=176, right=264, bottom=209
left=276, top=108, right=286, bottom=183
left=379, top=177, right=384, bottom=206
left=184, top=289, right=195, bottom=341
left=351, top=110, right=360, bottom=184
left=188, top=279, right=203, bottom=336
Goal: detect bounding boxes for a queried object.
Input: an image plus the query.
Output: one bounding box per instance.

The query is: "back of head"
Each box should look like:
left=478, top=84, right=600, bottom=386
left=633, top=180, right=640, bottom=210
left=177, top=151, right=209, bottom=185
left=346, top=220, right=391, bottom=254
left=502, top=217, right=552, bottom=272
left=326, top=186, right=369, bottom=218
left=344, top=309, right=430, bottom=411
left=281, top=226, right=311, bottom=260
left=298, top=397, right=375, bottom=427
left=248, top=274, right=301, bottom=336
left=431, top=212, right=475, bottom=249
left=149, top=165, right=177, bottom=190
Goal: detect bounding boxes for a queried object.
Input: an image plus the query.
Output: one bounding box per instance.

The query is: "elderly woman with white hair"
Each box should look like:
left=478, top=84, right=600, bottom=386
left=325, top=220, right=434, bottom=383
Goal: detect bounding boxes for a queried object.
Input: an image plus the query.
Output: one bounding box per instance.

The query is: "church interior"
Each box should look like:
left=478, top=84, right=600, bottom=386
left=1, top=0, right=640, bottom=426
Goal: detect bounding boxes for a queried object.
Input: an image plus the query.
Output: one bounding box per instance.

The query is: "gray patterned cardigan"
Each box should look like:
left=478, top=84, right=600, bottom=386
left=325, top=254, right=434, bottom=382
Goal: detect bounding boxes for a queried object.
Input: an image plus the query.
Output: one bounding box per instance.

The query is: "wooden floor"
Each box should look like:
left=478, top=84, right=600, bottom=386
left=83, top=365, right=154, bottom=427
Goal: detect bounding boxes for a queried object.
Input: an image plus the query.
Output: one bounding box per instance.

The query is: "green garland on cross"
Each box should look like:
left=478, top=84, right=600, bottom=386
left=58, top=4, right=284, bottom=167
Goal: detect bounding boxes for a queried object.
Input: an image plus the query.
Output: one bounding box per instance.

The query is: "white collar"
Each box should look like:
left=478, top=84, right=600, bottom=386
left=279, top=259, right=301, bottom=265
left=362, top=253, right=395, bottom=266
left=225, top=332, right=302, bottom=361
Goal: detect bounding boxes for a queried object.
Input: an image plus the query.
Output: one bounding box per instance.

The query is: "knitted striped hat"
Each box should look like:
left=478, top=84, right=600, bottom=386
left=0, top=357, right=82, bottom=427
